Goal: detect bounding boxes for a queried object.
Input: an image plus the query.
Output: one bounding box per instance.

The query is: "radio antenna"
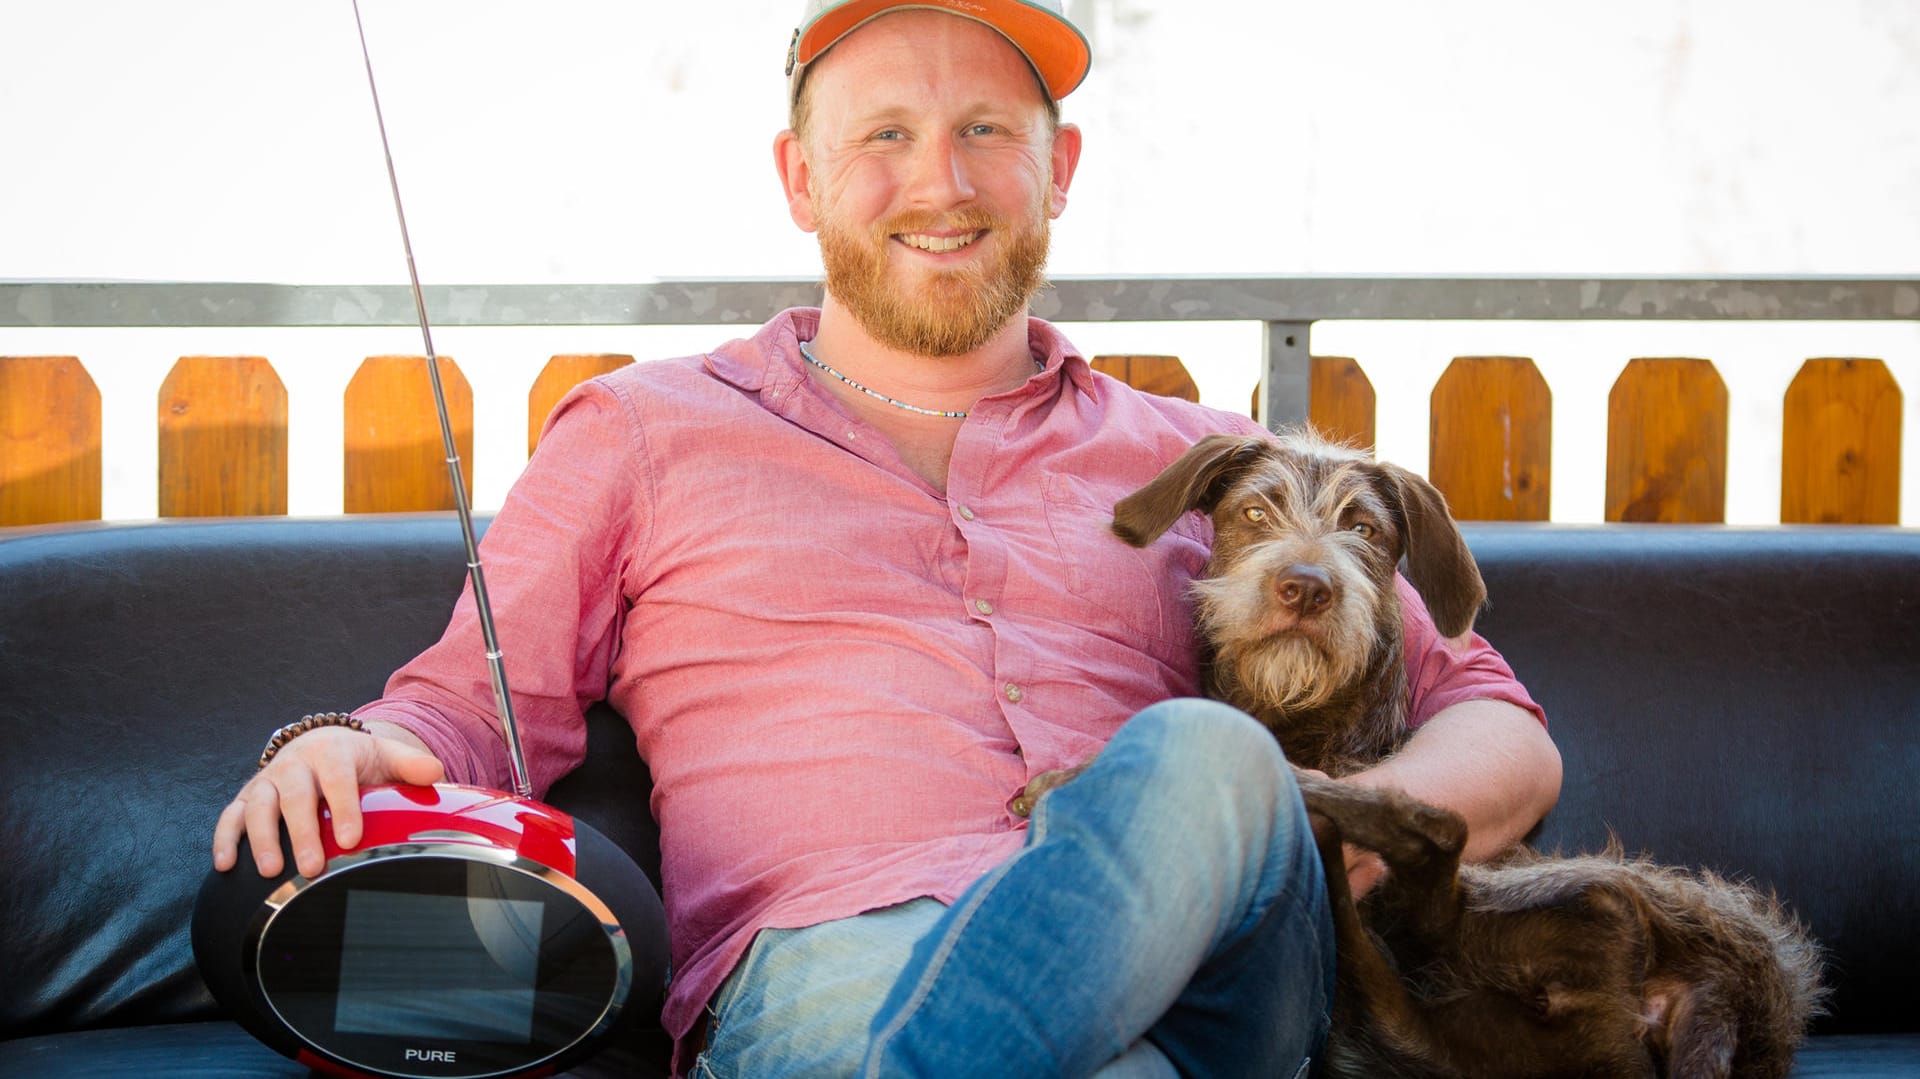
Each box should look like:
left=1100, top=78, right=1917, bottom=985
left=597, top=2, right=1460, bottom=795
left=350, top=0, right=532, bottom=799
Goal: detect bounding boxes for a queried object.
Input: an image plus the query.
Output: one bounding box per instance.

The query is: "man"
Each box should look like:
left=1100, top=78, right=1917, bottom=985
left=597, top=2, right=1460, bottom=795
left=213, top=3, right=1559, bottom=1076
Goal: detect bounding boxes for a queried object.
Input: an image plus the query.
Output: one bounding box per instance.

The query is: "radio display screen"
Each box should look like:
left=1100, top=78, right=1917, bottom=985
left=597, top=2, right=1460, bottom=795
left=334, top=889, right=544, bottom=1043
left=254, top=854, right=625, bottom=1076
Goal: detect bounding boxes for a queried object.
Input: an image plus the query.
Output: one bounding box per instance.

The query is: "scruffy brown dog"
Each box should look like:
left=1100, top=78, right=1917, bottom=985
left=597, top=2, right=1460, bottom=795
left=1114, top=429, right=1488, bottom=777
left=1111, top=430, right=1826, bottom=1079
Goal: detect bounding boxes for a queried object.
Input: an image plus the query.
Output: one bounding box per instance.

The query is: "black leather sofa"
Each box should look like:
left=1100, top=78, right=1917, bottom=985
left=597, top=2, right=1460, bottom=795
left=2, top=515, right=1915, bottom=1077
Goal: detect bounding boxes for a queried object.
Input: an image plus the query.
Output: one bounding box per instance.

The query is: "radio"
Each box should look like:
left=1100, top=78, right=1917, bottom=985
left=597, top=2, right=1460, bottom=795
left=190, top=4, right=667, bottom=1076
left=193, top=785, right=665, bottom=1078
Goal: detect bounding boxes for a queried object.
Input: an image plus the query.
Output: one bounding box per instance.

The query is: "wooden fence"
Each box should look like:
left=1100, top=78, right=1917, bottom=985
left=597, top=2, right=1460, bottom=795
left=0, top=348, right=1902, bottom=527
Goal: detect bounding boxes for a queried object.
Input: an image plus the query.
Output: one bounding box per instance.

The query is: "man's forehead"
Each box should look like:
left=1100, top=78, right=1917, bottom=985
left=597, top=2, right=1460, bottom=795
left=806, top=9, right=1051, bottom=111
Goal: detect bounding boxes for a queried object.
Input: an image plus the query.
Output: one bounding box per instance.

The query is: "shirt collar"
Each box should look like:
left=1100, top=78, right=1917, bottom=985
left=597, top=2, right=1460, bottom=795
left=1028, top=315, right=1100, bottom=401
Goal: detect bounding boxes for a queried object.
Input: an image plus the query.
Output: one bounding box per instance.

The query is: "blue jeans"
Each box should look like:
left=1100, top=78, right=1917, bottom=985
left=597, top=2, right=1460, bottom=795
left=693, top=698, right=1334, bottom=1078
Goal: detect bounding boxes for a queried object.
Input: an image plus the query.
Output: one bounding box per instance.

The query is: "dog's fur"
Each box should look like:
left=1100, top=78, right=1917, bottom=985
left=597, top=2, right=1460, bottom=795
left=1111, top=429, right=1826, bottom=1079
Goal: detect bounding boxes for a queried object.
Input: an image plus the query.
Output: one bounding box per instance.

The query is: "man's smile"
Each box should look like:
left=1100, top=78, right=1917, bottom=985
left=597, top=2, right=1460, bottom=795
left=896, top=229, right=984, bottom=253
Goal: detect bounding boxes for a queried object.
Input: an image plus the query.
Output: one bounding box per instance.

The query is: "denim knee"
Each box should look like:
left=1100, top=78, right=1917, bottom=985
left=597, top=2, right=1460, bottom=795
left=1121, top=697, right=1296, bottom=812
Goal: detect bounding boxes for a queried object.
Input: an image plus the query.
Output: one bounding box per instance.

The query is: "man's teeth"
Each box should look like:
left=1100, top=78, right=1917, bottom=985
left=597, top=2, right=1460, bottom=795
left=899, top=231, right=981, bottom=253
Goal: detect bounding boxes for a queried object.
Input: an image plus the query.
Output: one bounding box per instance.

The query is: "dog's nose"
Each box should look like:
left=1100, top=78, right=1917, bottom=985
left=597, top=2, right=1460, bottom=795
left=1276, top=565, right=1335, bottom=617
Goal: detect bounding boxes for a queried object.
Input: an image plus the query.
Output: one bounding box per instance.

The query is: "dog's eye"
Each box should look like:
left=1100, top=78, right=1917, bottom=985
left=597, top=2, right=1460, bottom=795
left=1243, top=507, right=1267, bottom=524
left=1350, top=521, right=1374, bottom=538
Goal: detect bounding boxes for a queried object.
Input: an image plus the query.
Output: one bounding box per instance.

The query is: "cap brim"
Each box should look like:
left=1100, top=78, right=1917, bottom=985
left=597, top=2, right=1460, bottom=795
left=795, top=0, right=1090, bottom=101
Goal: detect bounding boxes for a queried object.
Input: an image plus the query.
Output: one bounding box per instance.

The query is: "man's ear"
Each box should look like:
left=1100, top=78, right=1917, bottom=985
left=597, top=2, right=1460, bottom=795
left=1048, top=122, right=1082, bottom=218
left=773, top=128, right=818, bottom=233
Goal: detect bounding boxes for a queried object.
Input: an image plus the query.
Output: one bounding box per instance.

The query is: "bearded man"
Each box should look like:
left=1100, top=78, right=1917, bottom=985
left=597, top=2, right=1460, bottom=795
left=213, top=3, right=1559, bottom=1076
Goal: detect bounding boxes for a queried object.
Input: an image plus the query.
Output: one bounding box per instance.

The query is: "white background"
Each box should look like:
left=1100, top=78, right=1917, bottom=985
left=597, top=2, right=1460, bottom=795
left=3, top=0, right=1917, bottom=521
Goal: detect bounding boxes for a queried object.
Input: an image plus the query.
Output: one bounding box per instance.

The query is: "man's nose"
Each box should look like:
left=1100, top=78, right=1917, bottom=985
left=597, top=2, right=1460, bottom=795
left=904, top=133, right=975, bottom=207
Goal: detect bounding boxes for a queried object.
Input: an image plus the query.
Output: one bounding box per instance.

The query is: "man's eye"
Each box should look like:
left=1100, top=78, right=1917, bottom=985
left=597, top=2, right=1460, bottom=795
left=967, top=124, right=998, bottom=136
left=1243, top=507, right=1267, bottom=523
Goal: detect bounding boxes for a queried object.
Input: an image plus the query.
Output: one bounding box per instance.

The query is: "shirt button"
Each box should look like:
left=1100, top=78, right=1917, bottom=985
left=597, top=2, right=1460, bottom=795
left=974, top=598, right=994, bottom=616
left=1003, top=683, right=1024, bottom=704
left=958, top=505, right=976, bottom=521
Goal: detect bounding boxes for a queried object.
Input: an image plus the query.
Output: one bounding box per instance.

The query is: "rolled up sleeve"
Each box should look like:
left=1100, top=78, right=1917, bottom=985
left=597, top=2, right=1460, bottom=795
left=1397, top=575, right=1547, bottom=730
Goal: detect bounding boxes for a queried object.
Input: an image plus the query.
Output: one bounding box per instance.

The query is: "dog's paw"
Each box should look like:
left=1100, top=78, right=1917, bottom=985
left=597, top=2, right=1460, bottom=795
left=1010, top=764, right=1090, bottom=818
left=1299, top=778, right=1466, bottom=869
left=1358, top=792, right=1466, bottom=871
left=1399, top=797, right=1468, bottom=857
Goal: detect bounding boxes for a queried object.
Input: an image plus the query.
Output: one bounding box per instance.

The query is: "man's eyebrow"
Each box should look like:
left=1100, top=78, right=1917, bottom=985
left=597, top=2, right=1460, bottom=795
left=839, top=100, right=1043, bottom=130
left=843, top=104, right=915, bottom=127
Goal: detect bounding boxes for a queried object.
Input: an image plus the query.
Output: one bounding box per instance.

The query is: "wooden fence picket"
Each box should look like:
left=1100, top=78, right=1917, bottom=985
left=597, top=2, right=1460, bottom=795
left=1248, top=357, right=1377, bottom=448
left=0, top=356, right=101, bottom=526
left=343, top=355, right=473, bottom=514
left=1091, top=355, right=1199, bottom=402
left=528, top=354, right=634, bottom=456
left=1781, top=358, right=1902, bottom=524
left=1429, top=357, right=1552, bottom=521
left=1605, top=358, right=1728, bottom=522
left=158, top=356, right=288, bottom=517
left=1308, top=356, right=1376, bottom=450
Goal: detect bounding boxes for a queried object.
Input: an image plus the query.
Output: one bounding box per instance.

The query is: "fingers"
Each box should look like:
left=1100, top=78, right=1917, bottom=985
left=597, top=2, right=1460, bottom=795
left=272, top=761, right=327, bottom=879
left=212, top=727, right=376, bottom=879
left=210, top=724, right=452, bottom=878
left=313, top=745, right=367, bottom=854
left=385, top=743, right=447, bottom=787
left=211, top=794, right=248, bottom=872
left=212, top=762, right=291, bottom=875
left=1345, top=844, right=1390, bottom=899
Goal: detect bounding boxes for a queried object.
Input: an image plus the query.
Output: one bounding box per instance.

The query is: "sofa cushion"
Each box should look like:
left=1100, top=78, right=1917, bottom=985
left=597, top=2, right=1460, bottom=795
left=1464, top=523, right=1920, bottom=1037
left=4, top=516, right=1915, bottom=1074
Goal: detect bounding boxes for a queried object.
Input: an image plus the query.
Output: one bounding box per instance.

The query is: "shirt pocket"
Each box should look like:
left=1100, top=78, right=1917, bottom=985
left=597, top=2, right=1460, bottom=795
left=1042, top=473, right=1211, bottom=648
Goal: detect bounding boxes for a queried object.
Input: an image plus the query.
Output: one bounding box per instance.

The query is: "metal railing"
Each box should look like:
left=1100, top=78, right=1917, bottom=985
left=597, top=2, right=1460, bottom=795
left=9, top=275, right=1917, bottom=426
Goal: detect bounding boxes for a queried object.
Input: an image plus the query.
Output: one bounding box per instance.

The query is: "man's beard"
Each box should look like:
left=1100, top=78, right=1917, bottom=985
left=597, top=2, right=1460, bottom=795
left=816, top=198, right=1051, bottom=357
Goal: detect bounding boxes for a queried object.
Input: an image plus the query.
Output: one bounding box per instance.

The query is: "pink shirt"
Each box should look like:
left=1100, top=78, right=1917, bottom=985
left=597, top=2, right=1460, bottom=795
left=362, top=308, right=1542, bottom=1055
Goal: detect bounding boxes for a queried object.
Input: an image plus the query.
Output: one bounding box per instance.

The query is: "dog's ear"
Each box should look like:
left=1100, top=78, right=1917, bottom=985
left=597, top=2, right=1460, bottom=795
left=1376, top=462, right=1486, bottom=636
left=1113, top=434, right=1272, bottom=547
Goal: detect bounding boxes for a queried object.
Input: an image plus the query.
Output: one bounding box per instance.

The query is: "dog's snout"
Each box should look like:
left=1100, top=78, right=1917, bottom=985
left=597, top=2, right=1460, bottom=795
left=1276, top=564, right=1335, bottom=617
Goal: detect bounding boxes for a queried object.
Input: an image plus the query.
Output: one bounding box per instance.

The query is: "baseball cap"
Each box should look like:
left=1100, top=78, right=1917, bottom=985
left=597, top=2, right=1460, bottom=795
left=786, top=0, right=1091, bottom=104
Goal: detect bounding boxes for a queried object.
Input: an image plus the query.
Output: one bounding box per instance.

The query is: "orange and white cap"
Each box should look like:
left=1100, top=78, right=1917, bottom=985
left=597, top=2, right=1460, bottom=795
left=786, top=0, right=1091, bottom=104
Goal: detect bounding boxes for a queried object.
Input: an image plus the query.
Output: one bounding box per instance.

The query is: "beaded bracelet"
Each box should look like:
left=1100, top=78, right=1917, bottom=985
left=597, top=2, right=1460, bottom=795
left=257, top=712, right=366, bottom=769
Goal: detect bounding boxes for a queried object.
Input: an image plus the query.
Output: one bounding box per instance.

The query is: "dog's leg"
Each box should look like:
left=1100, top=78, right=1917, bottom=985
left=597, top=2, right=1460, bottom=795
left=1309, top=807, right=1440, bottom=1072
left=1649, top=978, right=1740, bottom=1079
left=1294, top=769, right=1468, bottom=947
left=1300, top=772, right=1463, bottom=1074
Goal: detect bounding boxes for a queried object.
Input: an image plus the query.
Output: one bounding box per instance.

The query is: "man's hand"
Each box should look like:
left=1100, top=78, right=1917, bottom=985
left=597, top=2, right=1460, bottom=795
left=1339, top=843, right=1390, bottom=899
left=211, top=722, right=444, bottom=880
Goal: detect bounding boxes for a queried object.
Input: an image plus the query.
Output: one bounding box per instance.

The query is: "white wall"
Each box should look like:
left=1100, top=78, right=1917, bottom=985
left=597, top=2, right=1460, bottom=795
left=4, top=0, right=1917, bottom=521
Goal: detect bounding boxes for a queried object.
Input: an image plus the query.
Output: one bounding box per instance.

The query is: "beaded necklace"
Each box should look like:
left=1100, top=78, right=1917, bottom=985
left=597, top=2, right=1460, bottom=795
left=797, top=339, right=987, bottom=419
